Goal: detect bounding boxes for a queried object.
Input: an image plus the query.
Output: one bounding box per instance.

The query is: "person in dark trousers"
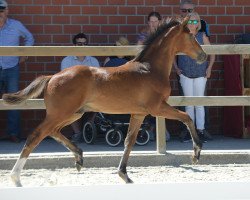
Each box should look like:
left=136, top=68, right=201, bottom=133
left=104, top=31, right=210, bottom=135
left=0, top=0, right=34, bottom=143
left=137, top=11, right=171, bottom=141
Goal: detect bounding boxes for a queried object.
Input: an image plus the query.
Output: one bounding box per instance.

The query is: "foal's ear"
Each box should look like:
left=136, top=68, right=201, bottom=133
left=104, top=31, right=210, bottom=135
left=182, top=15, right=191, bottom=27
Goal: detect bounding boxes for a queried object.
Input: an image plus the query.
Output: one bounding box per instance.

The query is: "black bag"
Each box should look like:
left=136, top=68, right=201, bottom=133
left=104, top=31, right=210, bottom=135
left=234, top=33, right=250, bottom=44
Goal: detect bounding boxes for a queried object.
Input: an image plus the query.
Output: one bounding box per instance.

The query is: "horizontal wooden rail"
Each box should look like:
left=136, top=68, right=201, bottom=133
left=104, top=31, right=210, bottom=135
left=1, top=96, right=249, bottom=154
left=0, top=46, right=141, bottom=56
left=1, top=44, right=250, bottom=56
left=0, top=96, right=249, bottom=110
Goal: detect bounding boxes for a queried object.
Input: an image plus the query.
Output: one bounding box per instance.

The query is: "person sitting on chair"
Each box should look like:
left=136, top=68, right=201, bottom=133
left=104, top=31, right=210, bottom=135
left=104, top=36, right=131, bottom=67
left=60, top=32, right=100, bottom=143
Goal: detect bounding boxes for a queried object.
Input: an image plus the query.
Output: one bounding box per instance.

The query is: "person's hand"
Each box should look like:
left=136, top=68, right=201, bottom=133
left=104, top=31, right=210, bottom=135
left=175, top=67, right=182, bottom=75
left=19, top=56, right=28, bottom=63
left=206, top=67, right=212, bottom=78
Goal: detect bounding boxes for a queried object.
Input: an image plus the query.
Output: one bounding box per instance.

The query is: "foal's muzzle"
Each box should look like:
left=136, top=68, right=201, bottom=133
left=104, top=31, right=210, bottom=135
left=196, top=52, right=207, bottom=64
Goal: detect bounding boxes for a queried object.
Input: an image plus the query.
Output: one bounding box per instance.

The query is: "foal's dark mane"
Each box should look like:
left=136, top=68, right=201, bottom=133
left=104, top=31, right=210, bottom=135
left=135, top=19, right=181, bottom=62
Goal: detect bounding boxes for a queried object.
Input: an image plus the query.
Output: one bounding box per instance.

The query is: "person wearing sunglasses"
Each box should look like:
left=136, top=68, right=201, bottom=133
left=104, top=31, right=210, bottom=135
left=180, top=0, right=210, bottom=38
left=61, top=33, right=100, bottom=71
left=174, top=12, right=215, bottom=143
left=0, top=0, right=34, bottom=143
left=177, top=0, right=211, bottom=142
left=60, top=32, right=100, bottom=143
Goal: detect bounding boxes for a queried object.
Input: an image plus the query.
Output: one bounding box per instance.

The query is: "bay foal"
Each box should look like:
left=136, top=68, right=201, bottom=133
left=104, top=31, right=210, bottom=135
left=3, top=16, right=206, bottom=186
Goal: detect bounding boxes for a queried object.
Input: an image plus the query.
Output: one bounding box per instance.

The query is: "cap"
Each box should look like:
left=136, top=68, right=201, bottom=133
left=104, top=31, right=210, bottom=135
left=115, top=37, right=130, bottom=46
left=0, top=0, right=8, bottom=10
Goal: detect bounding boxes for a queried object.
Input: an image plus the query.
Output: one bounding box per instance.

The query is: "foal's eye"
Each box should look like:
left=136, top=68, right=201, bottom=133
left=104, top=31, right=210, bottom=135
left=184, top=26, right=190, bottom=33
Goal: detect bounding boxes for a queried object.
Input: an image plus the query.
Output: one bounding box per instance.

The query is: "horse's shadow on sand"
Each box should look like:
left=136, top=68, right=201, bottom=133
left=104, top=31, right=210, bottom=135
left=179, top=165, right=209, bottom=173
left=129, top=165, right=209, bottom=174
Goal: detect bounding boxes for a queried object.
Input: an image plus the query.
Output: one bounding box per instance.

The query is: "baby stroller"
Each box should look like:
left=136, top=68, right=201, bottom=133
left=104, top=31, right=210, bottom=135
left=82, top=113, right=150, bottom=147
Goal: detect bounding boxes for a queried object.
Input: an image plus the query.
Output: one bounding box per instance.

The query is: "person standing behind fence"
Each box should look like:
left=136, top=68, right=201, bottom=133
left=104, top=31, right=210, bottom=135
left=179, top=0, right=210, bottom=37
left=176, top=0, right=212, bottom=142
left=137, top=11, right=162, bottom=45
left=137, top=11, right=171, bottom=141
left=174, top=12, right=215, bottom=143
left=0, top=0, right=34, bottom=143
left=60, top=32, right=100, bottom=143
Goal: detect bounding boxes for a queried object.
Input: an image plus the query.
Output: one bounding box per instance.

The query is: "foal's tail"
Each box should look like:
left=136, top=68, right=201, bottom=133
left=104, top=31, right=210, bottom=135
left=2, top=75, right=52, bottom=105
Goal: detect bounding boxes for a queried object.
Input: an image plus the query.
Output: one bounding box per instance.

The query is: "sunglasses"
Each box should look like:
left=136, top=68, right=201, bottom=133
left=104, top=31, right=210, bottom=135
left=187, top=20, right=199, bottom=25
left=76, top=42, right=87, bottom=46
left=181, top=9, right=193, bottom=13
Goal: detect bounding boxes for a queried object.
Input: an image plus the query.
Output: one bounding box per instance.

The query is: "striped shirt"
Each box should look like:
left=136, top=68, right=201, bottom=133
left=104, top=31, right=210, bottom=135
left=0, top=18, right=34, bottom=69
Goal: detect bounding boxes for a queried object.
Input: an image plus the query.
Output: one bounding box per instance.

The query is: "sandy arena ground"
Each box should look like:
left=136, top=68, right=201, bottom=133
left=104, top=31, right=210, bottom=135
left=1, top=164, right=250, bottom=187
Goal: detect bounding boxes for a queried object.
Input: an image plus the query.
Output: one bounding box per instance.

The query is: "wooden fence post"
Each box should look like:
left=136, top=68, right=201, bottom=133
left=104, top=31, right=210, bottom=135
left=156, top=117, right=166, bottom=154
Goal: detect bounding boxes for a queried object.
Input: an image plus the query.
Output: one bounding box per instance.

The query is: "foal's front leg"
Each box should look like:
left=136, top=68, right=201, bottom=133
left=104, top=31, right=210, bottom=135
left=118, top=114, right=145, bottom=183
left=155, top=102, right=202, bottom=163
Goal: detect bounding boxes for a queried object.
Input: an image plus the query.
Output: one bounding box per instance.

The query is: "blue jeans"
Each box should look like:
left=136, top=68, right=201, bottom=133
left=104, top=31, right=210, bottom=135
left=0, top=65, right=20, bottom=136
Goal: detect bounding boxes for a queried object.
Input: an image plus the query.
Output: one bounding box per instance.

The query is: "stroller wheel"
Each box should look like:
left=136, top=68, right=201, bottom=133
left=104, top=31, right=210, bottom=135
left=105, top=129, right=122, bottom=147
left=82, top=121, right=97, bottom=144
left=136, top=128, right=150, bottom=146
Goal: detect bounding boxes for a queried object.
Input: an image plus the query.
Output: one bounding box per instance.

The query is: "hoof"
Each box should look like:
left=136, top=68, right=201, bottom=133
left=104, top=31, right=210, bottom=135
left=75, top=158, right=83, bottom=172
left=75, top=149, right=83, bottom=172
left=75, top=161, right=83, bottom=172
left=193, top=144, right=201, bottom=160
left=11, top=173, right=22, bottom=187
left=192, top=155, right=199, bottom=164
left=118, top=171, right=134, bottom=184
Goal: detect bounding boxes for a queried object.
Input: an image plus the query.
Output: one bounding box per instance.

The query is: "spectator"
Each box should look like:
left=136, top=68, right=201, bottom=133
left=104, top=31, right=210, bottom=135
left=137, top=11, right=171, bottom=141
left=179, top=0, right=210, bottom=37
left=0, top=0, right=34, bottom=143
left=174, top=12, right=215, bottom=143
left=176, top=0, right=212, bottom=142
left=60, top=32, right=100, bottom=143
left=137, top=11, right=162, bottom=45
left=104, top=36, right=131, bottom=67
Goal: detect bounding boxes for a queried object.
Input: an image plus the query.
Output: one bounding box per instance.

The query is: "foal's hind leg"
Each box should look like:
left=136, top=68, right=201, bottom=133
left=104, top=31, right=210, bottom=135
left=154, top=102, right=202, bottom=163
left=11, top=119, right=55, bottom=187
left=50, top=112, right=84, bottom=171
left=118, top=114, right=145, bottom=183
left=51, top=132, right=83, bottom=171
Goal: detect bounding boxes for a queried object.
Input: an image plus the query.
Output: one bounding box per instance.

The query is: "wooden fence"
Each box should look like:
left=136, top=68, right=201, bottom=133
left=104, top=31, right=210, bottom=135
left=0, top=45, right=250, bottom=153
